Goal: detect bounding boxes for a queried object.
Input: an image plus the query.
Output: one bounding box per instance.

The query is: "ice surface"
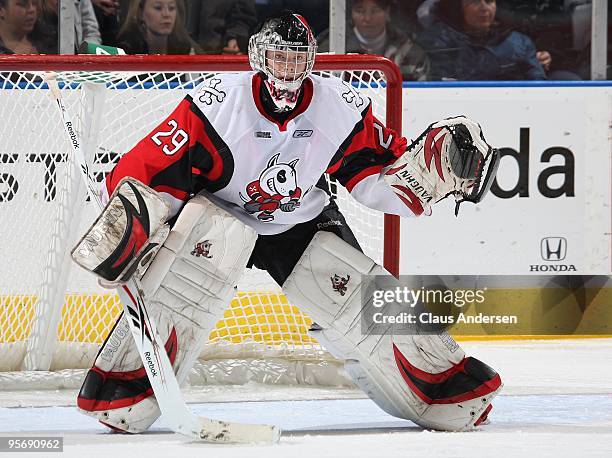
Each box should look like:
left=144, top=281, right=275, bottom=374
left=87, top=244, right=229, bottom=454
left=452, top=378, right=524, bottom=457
left=0, top=339, right=610, bottom=457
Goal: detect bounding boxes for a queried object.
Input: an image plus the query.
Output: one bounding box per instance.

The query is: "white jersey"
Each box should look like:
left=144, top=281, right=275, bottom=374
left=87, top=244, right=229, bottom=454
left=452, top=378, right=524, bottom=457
left=105, top=71, right=413, bottom=235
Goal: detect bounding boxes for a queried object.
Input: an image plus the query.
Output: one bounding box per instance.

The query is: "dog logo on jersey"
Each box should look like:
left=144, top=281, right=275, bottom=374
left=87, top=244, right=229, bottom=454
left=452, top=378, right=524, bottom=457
left=341, top=81, right=365, bottom=108
left=196, top=78, right=226, bottom=105
left=239, top=153, right=302, bottom=222
left=331, top=274, right=351, bottom=296
left=191, top=240, right=213, bottom=258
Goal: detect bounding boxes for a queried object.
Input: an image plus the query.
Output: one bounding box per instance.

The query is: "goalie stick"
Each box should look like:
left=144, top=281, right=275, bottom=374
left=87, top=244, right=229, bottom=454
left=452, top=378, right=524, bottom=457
left=45, top=73, right=281, bottom=444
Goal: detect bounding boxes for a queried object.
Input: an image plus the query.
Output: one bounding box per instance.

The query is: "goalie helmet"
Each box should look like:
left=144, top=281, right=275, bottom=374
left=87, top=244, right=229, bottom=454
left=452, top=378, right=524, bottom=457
left=248, top=11, right=317, bottom=111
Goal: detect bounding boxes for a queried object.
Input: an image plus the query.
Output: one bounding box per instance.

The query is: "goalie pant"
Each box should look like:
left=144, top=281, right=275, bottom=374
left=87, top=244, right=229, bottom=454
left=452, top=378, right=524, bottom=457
left=77, top=197, right=500, bottom=432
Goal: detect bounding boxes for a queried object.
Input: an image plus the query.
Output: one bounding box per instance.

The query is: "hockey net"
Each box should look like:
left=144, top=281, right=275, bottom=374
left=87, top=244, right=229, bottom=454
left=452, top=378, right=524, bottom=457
left=0, top=55, right=401, bottom=386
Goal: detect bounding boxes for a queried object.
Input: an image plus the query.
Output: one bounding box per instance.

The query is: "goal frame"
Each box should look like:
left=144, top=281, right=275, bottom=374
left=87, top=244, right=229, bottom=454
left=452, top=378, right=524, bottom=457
left=0, top=53, right=401, bottom=276
left=0, top=54, right=402, bottom=376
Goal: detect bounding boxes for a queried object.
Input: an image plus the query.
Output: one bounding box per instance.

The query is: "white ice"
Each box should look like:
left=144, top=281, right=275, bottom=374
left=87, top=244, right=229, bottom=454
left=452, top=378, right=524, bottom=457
left=1, top=339, right=611, bottom=458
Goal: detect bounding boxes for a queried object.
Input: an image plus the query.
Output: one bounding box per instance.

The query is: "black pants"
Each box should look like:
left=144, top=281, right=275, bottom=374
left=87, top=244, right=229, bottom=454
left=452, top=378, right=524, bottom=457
left=247, top=203, right=362, bottom=286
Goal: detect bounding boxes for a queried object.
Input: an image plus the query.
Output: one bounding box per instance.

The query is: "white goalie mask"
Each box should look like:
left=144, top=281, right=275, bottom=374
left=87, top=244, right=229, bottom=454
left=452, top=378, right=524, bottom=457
left=248, top=12, right=317, bottom=111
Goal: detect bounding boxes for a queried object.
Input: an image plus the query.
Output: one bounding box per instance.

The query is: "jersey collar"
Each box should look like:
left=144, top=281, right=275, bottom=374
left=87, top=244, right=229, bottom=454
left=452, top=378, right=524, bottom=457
left=251, top=73, right=313, bottom=132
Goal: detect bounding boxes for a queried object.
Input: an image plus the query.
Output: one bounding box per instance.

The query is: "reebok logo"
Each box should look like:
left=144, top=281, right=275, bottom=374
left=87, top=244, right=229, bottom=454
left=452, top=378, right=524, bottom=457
left=317, top=220, right=343, bottom=229
left=144, top=351, right=158, bottom=377
left=65, top=121, right=80, bottom=149
left=293, top=130, right=313, bottom=138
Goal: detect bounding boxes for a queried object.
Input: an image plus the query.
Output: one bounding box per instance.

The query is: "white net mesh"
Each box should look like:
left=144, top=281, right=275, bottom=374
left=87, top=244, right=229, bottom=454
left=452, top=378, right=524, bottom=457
left=0, top=63, right=394, bottom=374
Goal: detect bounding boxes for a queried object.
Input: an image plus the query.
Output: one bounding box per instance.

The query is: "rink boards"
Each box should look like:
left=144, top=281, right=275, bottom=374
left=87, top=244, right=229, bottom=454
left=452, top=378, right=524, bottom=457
left=398, top=83, right=612, bottom=276
left=0, top=82, right=610, bottom=361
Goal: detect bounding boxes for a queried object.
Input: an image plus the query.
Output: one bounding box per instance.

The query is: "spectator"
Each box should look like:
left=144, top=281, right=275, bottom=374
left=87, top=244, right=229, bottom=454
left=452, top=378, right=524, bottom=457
left=415, top=0, right=438, bottom=29
left=91, top=0, right=121, bottom=46
left=117, top=0, right=196, bottom=54
left=0, top=0, right=38, bottom=53
left=495, top=0, right=581, bottom=79
left=31, top=0, right=53, bottom=52
left=418, top=0, right=577, bottom=79
left=417, top=0, right=546, bottom=80
left=187, top=0, right=256, bottom=54
left=390, top=0, right=422, bottom=33
left=32, top=0, right=101, bottom=53
left=77, top=0, right=101, bottom=46
left=318, top=0, right=430, bottom=81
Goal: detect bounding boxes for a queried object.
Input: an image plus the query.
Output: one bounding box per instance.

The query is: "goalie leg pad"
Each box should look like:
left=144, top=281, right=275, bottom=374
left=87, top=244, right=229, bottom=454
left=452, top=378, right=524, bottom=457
left=283, top=232, right=502, bottom=431
left=77, top=314, right=165, bottom=433
left=77, top=194, right=257, bottom=432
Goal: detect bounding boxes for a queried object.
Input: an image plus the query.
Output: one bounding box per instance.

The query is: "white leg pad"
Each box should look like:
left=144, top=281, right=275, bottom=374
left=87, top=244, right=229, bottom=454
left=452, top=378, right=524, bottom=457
left=138, top=192, right=257, bottom=381
left=283, top=232, right=502, bottom=431
left=78, top=194, right=257, bottom=432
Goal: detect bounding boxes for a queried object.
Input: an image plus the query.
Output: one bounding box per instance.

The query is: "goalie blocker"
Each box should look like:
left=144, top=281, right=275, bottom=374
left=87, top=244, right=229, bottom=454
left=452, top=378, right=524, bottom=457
left=71, top=177, right=171, bottom=286
left=384, top=116, right=500, bottom=216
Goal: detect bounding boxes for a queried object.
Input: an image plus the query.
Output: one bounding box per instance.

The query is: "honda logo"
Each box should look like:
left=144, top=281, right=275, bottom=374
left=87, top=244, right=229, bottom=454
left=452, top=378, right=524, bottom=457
left=541, top=237, right=567, bottom=261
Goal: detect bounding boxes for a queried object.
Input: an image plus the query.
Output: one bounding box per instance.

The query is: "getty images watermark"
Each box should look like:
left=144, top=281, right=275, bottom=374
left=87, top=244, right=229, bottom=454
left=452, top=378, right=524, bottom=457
left=361, top=275, right=519, bottom=335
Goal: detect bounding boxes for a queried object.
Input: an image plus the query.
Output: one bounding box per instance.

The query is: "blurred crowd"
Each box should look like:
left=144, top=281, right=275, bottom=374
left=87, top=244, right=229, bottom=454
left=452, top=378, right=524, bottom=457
left=0, top=0, right=608, bottom=80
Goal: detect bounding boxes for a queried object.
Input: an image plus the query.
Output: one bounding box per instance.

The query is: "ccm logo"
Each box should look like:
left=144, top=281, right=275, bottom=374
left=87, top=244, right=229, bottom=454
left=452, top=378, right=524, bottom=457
left=293, top=130, right=313, bottom=138
left=541, top=237, right=567, bottom=261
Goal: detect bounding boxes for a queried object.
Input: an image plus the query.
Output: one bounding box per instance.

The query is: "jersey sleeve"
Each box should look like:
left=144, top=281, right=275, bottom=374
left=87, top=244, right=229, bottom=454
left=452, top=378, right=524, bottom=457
left=105, top=95, right=234, bottom=217
left=325, top=103, right=416, bottom=217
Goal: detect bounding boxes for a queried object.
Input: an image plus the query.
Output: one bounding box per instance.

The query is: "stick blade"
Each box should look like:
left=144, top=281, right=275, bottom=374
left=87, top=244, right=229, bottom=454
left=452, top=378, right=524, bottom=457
left=197, top=418, right=281, bottom=444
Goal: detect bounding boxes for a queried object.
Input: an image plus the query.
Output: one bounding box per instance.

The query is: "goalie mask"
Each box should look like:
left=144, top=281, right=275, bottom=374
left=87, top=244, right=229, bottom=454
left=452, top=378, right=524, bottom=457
left=248, top=12, right=317, bottom=112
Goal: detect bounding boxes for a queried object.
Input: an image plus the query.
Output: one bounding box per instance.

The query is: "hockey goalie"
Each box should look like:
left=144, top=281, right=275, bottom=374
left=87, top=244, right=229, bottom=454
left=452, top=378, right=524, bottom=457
left=72, top=11, right=502, bottom=434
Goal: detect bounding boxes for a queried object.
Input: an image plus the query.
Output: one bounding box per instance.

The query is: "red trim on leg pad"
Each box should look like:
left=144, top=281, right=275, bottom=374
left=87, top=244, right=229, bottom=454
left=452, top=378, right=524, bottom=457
left=475, top=403, right=493, bottom=426
left=77, top=328, right=178, bottom=412
left=393, top=343, right=502, bottom=405
left=99, top=420, right=133, bottom=433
